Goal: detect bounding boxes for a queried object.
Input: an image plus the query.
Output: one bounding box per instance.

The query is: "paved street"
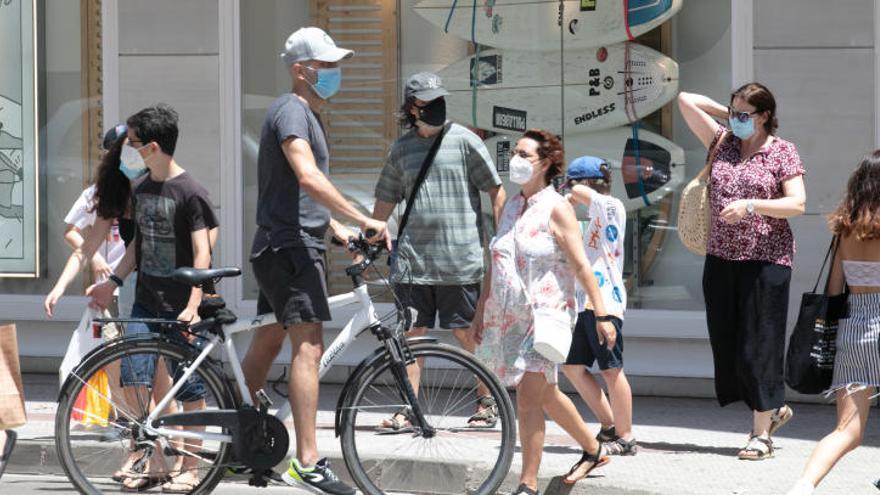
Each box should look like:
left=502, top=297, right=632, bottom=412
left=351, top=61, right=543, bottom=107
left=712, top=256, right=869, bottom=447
left=4, top=374, right=879, bottom=494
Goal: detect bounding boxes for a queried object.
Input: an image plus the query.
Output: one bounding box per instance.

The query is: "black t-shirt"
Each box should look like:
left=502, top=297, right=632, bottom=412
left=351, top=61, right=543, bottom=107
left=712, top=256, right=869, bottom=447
left=251, top=93, right=330, bottom=258
left=132, top=172, right=218, bottom=315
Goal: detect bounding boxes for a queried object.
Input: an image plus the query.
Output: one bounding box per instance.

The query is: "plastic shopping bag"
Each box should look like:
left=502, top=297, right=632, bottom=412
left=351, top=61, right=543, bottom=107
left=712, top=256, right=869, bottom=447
left=59, top=308, right=104, bottom=388
left=70, top=369, right=111, bottom=426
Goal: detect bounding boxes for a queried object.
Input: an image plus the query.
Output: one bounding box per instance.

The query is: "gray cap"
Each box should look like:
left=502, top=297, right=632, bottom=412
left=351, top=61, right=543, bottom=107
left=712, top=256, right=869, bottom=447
left=280, top=27, right=353, bottom=65
left=405, top=72, right=449, bottom=101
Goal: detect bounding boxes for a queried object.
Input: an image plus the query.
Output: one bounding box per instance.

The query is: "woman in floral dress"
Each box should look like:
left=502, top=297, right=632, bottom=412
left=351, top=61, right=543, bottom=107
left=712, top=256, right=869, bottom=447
left=473, top=129, right=618, bottom=495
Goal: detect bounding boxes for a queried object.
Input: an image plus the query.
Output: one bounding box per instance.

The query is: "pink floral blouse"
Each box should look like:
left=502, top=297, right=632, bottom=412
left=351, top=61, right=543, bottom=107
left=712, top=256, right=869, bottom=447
left=706, top=127, right=805, bottom=267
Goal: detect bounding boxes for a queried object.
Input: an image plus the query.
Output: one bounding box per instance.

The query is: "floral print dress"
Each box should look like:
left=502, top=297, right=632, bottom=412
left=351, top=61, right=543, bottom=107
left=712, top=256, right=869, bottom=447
left=476, top=186, right=577, bottom=387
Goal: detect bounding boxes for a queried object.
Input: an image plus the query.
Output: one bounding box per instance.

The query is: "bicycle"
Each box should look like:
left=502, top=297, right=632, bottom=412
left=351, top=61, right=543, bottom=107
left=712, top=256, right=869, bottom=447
left=55, top=233, right=516, bottom=494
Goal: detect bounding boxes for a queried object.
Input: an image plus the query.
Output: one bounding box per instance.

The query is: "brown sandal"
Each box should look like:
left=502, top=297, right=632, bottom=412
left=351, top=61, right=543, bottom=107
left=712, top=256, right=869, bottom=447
left=769, top=405, right=794, bottom=437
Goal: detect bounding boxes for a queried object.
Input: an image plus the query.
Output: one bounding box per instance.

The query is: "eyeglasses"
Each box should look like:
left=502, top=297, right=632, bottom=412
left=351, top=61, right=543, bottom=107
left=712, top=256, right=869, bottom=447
left=728, top=106, right=761, bottom=123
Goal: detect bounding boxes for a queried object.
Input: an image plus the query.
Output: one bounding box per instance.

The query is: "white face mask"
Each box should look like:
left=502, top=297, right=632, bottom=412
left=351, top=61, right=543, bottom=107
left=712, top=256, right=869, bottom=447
left=119, top=143, right=149, bottom=180
left=509, top=155, right=535, bottom=184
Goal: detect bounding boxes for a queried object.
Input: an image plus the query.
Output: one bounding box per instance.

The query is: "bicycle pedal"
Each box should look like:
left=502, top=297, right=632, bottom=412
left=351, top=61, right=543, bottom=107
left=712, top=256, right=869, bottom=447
left=255, top=389, right=274, bottom=410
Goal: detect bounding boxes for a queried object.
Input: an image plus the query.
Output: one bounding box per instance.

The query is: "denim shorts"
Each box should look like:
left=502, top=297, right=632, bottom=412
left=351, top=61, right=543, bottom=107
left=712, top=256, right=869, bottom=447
left=120, top=303, right=208, bottom=402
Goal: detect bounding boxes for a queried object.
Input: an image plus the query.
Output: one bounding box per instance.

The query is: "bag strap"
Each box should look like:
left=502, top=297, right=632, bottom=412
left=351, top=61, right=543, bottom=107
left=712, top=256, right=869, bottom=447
left=397, top=124, right=449, bottom=238
left=813, top=236, right=839, bottom=294
left=697, top=129, right=729, bottom=180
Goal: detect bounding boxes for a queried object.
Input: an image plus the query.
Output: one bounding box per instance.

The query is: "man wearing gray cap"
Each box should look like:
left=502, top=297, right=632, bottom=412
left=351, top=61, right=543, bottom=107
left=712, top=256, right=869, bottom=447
left=240, top=26, right=387, bottom=495
left=373, top=72, right=506, bottom=430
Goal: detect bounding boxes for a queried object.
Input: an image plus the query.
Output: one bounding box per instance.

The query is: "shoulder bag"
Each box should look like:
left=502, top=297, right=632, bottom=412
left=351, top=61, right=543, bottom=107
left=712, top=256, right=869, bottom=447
left=677, top=130, right=728, bottom=255
left=785, top=237, right=849, bottom=394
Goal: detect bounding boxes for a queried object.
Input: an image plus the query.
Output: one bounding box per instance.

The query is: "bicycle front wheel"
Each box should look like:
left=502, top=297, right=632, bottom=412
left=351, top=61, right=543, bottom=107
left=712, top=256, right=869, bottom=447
left=55, top=338, right=235, bottom=494
left=340, top=342, right=516, bottom=495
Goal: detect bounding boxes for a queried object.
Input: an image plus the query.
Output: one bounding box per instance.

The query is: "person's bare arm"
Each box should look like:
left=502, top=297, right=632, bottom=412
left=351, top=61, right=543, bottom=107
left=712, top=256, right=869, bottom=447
left=45, top=216, right=114, bottom=317
left=283, top=137, right=388, bottom=246
left=487, top=185, right=506, bottom=229
left=65, top=225, right=112, bottom=280
left=176, top=227, right=212, bottom=324
left=720, top=175, right=807, bottom=224
left=827, top=239, right=846, bottom=296
left=677, top=92, right=726, bottom=148
left=85, top=242, right=136, bottom=312
left=550, top=201, right=616, bottom=349
left=372, top=199, right=397, bottom=223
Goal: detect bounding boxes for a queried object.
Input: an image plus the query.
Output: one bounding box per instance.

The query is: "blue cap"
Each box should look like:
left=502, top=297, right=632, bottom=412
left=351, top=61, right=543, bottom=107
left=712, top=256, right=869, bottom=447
left=566, top=156, right=606, bottom=180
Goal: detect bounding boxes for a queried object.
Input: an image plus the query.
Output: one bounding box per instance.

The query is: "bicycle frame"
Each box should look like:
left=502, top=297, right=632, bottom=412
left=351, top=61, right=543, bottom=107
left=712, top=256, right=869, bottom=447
left=143, top=283, right=381, bottom=444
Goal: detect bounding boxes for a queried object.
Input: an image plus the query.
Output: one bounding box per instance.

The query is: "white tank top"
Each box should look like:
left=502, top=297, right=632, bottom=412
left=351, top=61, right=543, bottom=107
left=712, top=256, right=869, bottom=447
left=843, top=260, right=880, bottom=287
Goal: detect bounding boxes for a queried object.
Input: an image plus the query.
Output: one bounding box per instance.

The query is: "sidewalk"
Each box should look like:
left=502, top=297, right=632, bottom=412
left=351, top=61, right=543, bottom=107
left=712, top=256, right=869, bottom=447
left=8, top=373, right=880, bottom=494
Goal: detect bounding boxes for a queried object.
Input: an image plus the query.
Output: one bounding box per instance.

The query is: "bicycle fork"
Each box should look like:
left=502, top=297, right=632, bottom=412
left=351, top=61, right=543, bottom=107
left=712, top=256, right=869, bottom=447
left=385, top=335, right=436, bottom=438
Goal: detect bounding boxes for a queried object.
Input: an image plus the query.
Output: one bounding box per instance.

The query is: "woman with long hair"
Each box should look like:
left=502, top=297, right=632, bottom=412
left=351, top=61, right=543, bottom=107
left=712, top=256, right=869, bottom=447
left=787, top=152, right=880, bottom=494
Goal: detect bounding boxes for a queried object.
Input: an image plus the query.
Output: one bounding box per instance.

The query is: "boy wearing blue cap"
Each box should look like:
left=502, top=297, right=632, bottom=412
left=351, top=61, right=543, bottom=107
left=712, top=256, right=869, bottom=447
left=562, top=156, right=637, bottom=456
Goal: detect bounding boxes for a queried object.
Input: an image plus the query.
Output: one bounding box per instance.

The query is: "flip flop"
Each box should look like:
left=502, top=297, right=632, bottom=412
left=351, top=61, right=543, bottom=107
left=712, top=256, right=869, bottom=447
left=0, top=430, right=17, bottom=480
left=122, top=475, right=168, bottom=492
left=161, top=471, right=200, bottom=493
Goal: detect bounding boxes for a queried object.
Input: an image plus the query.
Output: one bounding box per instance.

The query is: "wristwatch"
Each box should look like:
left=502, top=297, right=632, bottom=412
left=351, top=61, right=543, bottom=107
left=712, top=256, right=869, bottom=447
left=595, top=314, right=614, bottom=322
left=745, top=200, right=755, bottom=215
left=109, top=274, right=124, bottom=288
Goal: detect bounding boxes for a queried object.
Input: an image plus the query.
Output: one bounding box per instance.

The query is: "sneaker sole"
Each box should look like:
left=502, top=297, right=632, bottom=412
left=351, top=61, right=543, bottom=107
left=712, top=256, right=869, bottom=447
left=281, top=471, right=324, bottom=495
left=281, top=471, right=358, bottom=495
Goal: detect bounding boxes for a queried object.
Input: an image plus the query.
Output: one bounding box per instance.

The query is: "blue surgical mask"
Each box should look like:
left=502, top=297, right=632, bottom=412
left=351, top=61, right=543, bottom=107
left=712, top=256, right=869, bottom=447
left=119, top=143, right=149, bottom=180
left=309, top=67, right=342, bottom=100
left=729, top=116, right=755, bottom=140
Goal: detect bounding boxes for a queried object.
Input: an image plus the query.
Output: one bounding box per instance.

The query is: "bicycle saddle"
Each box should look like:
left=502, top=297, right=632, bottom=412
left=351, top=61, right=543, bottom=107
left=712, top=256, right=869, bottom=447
left=172, top=267, right=241, bottom=287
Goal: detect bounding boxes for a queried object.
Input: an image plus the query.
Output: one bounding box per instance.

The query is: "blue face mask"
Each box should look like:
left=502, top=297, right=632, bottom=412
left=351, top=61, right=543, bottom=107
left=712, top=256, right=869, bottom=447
left=729, top=116, right=755, bottom=140
left=308, top=67, right=342, bottom=100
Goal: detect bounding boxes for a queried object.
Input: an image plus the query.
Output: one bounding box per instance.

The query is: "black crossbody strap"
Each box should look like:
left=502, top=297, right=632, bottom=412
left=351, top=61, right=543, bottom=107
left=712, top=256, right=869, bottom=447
left=397, top=124, right=448, bottom=237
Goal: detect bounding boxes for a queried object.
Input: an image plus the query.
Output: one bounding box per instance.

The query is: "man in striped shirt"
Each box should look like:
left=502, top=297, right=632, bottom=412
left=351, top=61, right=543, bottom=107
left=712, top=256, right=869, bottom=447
left=373, top=72, right=506, bottom=429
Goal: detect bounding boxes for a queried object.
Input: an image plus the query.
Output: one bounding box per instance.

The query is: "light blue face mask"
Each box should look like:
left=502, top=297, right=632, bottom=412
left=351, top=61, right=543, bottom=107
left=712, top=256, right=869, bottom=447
left=119, top=143, right=149, bottom=180
left=308, top=67, right=342, bottom=100
left=729, top=116, right=755, bottom=140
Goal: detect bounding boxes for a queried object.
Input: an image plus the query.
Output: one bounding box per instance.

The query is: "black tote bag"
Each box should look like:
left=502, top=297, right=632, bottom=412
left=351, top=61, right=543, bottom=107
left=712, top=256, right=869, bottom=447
left=784, top=237, right=849, bottom=394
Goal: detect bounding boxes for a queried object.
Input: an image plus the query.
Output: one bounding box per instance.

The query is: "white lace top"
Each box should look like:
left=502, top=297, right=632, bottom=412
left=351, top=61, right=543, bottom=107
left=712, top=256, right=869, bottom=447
left=843, top=260, right=880, bottom=287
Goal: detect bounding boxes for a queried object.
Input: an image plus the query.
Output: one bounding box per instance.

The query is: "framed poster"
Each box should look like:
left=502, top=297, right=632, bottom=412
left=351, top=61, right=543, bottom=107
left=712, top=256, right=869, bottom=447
left=0, top=0, right=38, bottom=277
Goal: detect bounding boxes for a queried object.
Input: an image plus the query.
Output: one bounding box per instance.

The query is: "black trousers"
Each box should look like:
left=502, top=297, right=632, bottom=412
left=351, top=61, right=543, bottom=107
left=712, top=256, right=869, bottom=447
left=703, top=255, right=791, bottom=411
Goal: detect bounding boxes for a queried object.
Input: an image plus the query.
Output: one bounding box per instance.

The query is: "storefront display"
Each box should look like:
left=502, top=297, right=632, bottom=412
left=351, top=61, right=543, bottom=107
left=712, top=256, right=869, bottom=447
left=0, top=0, right=38, bottom=277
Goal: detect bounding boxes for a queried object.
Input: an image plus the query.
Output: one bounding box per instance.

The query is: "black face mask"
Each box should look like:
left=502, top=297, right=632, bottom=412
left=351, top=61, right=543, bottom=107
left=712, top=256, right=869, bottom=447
left=416, top=98, right=446, bottom=127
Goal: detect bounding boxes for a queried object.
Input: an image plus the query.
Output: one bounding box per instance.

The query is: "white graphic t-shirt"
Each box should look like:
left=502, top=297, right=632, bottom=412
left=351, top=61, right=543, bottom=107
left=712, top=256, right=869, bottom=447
left=574, top=188, right=627, bottom=319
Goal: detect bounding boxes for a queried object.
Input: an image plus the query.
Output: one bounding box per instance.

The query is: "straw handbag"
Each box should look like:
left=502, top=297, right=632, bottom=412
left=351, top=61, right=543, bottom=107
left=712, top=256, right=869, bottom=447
left=677, top=130, right=728, bottom=255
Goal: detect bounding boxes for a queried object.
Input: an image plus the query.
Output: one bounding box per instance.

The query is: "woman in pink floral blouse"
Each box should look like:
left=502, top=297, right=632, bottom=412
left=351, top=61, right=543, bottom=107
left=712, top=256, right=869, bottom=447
left=678, top=83, right=806, bottom=461
left=472, top=129, right=616, bottom=495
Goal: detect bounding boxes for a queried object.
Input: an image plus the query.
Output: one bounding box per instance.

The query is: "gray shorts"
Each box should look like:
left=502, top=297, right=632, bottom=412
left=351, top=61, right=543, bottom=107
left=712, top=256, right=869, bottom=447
left=253, top=246, right=331, bottom=328
left=394, top=283, right=480, bottom=329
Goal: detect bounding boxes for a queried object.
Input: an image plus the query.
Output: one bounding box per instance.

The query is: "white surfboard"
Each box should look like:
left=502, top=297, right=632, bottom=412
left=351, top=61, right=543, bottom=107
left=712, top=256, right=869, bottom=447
left=485, top=126, right=685, bottom=211
left=438, top=42, right=678, bottom=135
left=414, top=0, right=682, bottom=51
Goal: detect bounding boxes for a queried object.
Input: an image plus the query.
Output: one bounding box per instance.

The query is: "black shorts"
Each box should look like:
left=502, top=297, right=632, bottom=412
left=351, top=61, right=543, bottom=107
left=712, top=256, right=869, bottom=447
left=252, top=246, right=331, bottom=328
left=565, top=310, right=624, bottom=370
left=394, top=283, right=480, bottom=329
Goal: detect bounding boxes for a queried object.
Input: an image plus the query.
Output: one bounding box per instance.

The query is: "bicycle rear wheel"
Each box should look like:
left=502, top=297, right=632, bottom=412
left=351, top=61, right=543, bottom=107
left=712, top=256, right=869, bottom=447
left=55, top=338, right=235, bottom=494
left=340, top=342, right=515, bottom=495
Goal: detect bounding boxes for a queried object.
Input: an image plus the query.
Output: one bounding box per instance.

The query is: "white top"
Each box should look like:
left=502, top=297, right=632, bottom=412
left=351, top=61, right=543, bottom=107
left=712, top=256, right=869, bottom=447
left=63, top=185, right=126, bottom=272
left=843, top=260, right=880, bottom=288
left=574, top=188, right=627, bottom=318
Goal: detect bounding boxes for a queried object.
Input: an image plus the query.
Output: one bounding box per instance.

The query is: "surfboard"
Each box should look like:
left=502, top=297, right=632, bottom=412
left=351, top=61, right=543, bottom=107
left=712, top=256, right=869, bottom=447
left=438, top=42, right=678, bottom=135
left=413, top=0, right=682, bottom=51
left=484, top=126, right=685, bottom=210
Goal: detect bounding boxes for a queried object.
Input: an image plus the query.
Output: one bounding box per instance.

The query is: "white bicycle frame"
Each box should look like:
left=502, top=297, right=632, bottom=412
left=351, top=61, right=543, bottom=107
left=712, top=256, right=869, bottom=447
left=143, top=283, right=381, bottom=444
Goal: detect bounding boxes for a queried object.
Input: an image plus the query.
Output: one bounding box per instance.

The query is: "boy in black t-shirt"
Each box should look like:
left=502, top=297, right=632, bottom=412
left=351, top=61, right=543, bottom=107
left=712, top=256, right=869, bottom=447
left=89, top=104, right=218, bottom=492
